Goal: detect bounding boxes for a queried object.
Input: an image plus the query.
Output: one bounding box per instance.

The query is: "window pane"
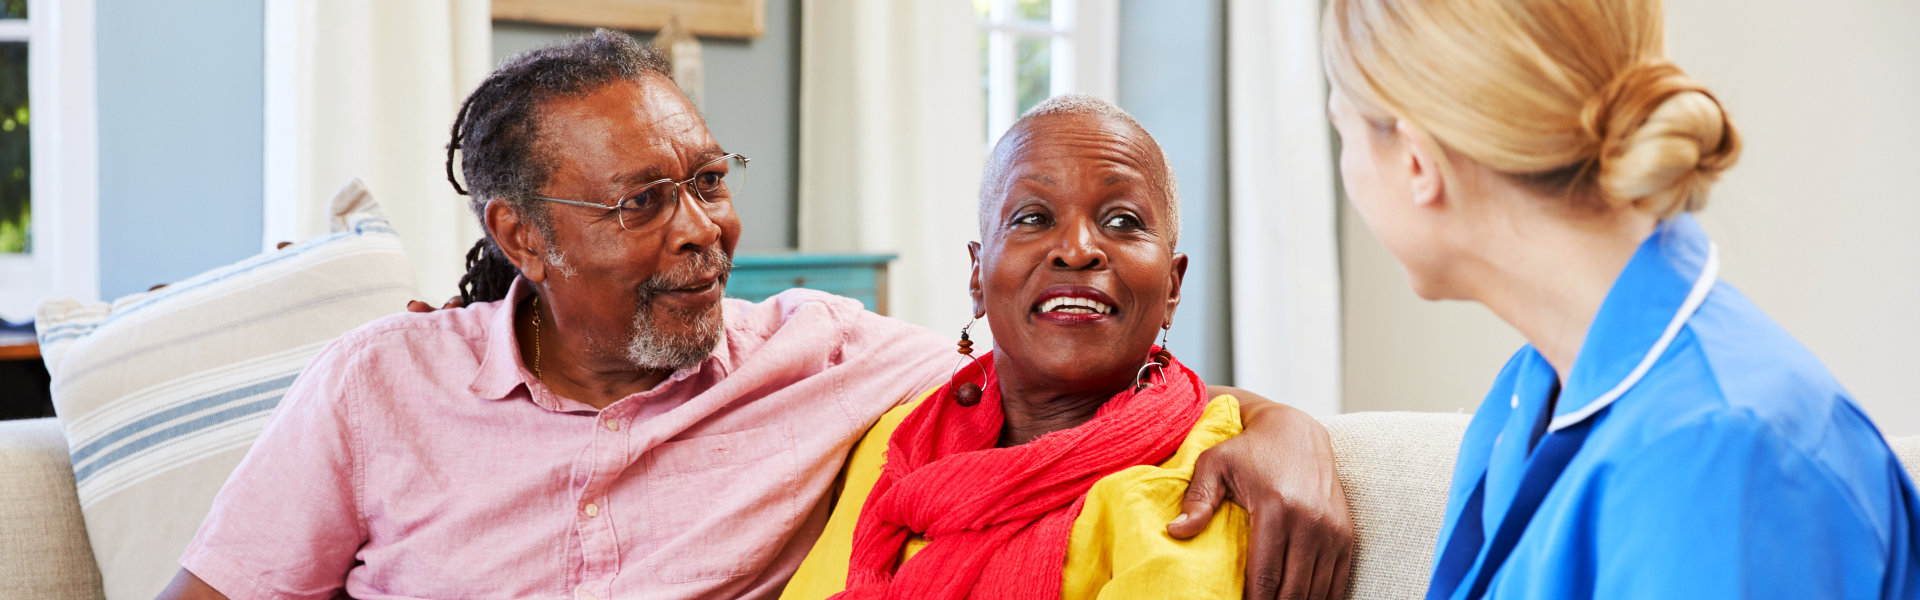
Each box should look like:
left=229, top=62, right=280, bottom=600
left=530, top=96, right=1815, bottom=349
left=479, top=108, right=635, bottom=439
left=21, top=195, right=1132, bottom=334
left=973, top=0, right=990, bottom=20
left=1015, top=36, right=1051, bottom=116
left=0, top=42, right=25, bottom=254
left=0, top=0, right=23, bottom=19
left=1016, top=0, right=1050, bottom=23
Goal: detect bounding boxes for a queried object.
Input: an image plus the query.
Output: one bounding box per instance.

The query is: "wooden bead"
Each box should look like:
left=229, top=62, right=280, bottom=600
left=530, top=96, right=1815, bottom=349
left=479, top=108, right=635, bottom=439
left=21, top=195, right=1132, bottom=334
left=954, top=382, right=982, bottom=407
left=958, top=339, right=973, bottom=349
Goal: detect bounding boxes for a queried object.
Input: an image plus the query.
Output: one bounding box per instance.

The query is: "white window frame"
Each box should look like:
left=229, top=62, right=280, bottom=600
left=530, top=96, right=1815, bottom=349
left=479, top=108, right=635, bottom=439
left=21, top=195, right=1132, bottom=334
left=0, top=0, right=98, bottom=321
left=978, top=0, right=1118, bottom=147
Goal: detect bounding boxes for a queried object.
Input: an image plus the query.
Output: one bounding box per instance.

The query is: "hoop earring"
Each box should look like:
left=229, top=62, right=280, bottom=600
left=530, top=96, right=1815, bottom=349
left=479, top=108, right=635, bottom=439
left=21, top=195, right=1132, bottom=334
left=949, top=319, right=986, bottom=406
left=1134, top=326, right=1173, bottom=391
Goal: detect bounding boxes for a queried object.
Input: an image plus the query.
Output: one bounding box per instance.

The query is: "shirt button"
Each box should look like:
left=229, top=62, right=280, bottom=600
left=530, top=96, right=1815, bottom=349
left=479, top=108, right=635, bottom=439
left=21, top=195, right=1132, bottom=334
left=605, top=419, right=619, bottom=432
left=584, top=503, right=600, bottom=517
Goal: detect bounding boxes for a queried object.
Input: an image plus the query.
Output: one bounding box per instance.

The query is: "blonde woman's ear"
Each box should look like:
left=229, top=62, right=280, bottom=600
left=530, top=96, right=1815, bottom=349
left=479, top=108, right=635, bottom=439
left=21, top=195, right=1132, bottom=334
left=1402, top=126, right=1447, bottom=209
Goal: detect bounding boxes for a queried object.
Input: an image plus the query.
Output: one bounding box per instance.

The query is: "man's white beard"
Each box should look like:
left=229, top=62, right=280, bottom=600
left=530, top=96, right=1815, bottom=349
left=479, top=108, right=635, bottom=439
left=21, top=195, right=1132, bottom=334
left=624, top=295, right=723, bottom=371
left=621, top=246, right=731, bottom=371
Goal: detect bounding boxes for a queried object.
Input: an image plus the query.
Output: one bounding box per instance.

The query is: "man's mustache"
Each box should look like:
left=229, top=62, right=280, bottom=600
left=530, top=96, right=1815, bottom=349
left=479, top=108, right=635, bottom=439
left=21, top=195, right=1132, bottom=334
left=637, top=247, right=733, bottom=300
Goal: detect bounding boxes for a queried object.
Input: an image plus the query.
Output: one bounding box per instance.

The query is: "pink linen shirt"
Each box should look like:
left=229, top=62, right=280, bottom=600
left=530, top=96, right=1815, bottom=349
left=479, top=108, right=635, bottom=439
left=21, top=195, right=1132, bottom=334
left=182, top=278, right=954, bottom=600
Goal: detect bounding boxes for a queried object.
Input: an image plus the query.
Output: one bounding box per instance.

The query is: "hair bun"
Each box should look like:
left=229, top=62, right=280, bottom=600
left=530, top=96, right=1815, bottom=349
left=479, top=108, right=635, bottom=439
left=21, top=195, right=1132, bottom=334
left=1580, top=60, right=1742, bottom=216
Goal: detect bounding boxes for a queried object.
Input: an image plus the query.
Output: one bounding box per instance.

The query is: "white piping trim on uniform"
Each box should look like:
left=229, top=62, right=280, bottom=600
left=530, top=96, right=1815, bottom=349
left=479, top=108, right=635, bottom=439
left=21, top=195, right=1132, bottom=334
left=1547, top=243, right=1720, bottom=432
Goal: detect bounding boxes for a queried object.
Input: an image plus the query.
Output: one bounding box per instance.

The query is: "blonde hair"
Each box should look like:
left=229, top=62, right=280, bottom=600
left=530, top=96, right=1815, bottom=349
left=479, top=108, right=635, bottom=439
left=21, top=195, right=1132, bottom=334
left=1322, top=0, right=1741, bottom=217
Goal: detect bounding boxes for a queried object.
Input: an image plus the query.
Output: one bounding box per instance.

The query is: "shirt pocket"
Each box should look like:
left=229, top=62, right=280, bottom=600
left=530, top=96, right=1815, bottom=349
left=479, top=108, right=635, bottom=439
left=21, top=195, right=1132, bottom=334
left=643, top=423, right=804, bottom=583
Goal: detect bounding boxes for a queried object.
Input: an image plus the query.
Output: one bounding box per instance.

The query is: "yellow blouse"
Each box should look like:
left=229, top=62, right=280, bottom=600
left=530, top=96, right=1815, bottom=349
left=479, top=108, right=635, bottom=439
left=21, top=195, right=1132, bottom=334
left=781, top=389, right=1249, bottom=599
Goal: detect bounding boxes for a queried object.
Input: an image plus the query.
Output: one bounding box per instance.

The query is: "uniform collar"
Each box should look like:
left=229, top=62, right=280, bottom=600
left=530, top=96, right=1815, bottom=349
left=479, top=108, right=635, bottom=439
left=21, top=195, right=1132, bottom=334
left=466, top=277, right=732, bottom=410
left=1548, top=215, right=1720, bottom=432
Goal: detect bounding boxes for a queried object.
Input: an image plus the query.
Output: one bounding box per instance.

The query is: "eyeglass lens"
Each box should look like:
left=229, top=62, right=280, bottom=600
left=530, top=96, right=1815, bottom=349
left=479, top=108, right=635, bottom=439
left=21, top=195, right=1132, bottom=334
left=614, top=155, right=748, bottom=231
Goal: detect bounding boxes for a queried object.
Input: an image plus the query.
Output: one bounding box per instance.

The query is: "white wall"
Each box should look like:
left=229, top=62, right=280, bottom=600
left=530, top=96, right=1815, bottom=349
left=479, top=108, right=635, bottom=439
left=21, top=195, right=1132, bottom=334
left=1340, top=0, right=1920, bottom=435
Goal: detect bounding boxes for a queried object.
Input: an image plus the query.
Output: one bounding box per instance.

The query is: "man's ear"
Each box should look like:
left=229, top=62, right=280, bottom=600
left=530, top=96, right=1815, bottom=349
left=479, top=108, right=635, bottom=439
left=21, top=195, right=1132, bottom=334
left=967, top=241, right=987, bottom=319
left=484, top=200, right=549, bottom=283
left=1164, top=252, right=1188, bottom=329
left=1399, top=123, right=1447, bottom=209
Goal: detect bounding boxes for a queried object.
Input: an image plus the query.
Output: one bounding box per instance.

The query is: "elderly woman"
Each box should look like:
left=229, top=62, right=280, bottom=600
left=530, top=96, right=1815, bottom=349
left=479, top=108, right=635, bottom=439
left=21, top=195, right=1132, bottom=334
left=782, top=95, right=1263, bottom=599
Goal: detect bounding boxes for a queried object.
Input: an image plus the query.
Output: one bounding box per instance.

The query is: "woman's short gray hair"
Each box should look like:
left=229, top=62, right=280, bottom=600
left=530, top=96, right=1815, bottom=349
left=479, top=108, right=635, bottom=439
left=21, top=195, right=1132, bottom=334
left=977, top=93, right=1182, bottom=249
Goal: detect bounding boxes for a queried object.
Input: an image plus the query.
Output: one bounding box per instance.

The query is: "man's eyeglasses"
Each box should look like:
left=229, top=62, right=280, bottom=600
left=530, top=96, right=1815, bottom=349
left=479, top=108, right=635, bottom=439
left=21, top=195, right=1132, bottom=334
left=536, top=153, right=749, bottom=231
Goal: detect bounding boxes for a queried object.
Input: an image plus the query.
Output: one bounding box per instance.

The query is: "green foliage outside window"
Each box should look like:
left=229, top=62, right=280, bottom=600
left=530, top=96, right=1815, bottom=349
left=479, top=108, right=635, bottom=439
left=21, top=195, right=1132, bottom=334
left=0, top=38, right=26, bottom=254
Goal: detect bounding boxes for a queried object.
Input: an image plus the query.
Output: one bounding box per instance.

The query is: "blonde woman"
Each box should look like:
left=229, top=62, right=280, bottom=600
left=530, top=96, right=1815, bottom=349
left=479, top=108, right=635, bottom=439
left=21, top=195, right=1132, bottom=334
left=1321, top=0, right=1920, bottom=598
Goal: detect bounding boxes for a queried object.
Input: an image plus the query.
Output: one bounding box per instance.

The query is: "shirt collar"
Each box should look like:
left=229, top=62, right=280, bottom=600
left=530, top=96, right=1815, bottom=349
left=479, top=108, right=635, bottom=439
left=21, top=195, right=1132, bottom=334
left=466, top=277, right=735, bottom=409
left=468, top=277, right=539, bottom=403
left=1548, top=215, right=1721, bottom=432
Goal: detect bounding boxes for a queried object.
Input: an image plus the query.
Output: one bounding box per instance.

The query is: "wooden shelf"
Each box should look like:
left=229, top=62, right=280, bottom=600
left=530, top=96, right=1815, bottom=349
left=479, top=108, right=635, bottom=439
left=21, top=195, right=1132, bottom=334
left=0, top=341, right=40, bottom=362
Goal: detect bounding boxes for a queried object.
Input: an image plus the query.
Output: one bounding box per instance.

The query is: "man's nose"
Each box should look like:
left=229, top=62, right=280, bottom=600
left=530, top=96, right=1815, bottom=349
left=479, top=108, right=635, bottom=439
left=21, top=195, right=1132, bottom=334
left=663, top=184, right=722, bottom=252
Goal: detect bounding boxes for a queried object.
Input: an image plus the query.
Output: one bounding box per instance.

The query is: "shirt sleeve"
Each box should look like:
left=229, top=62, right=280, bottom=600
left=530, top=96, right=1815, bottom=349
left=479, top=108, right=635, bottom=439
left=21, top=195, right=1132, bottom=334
left=1067, top=397, right=1249, bottom=599
left=831, top=307, right=958, bottom=426
left=1075, top=477, right=1248, bottom=599
left=1592, top=414, right=1889, bottom=599
left=179, top=335, right=369, bottom=600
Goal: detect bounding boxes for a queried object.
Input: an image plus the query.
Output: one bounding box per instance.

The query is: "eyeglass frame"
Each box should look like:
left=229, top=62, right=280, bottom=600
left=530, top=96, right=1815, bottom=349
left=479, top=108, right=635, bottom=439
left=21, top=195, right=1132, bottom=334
left=533, top=153, right=750, bottom=231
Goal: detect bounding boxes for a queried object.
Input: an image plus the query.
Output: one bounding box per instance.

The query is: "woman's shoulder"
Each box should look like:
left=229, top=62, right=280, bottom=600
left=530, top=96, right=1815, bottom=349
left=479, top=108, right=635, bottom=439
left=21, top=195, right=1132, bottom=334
left=1065, top=395, right=1248, bottom=598
left=1084, top=394, right=1243, bottom=507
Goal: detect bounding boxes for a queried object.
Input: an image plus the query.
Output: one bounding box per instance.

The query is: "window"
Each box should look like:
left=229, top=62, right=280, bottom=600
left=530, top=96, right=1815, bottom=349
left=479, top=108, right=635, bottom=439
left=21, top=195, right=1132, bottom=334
left=975, top=0, right=1118, bottom=146
left=0, top=0, right=27, bottom=257
left=0, top=0, right=96, bottom=321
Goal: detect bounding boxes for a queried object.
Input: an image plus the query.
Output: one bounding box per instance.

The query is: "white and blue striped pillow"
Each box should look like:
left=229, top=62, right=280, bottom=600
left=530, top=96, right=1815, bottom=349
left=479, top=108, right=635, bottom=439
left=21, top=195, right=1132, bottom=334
left=35, top=179, right=419, bottom=600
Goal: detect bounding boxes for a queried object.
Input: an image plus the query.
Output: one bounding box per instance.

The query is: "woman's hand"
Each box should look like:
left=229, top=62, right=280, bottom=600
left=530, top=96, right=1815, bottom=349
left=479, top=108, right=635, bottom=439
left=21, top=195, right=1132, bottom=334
left=1177, top=385, right=1354, bottom=600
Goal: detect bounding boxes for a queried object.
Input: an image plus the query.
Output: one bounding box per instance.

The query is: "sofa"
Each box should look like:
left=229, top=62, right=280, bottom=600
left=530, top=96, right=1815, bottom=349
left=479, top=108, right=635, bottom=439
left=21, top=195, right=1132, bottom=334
left=8, top=409, right=1914, bottom=600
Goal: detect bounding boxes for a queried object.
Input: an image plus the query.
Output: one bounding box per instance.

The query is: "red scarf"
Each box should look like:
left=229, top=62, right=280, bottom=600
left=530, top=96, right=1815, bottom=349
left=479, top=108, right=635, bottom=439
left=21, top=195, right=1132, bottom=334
left=834, top=348, right=1208, bottom=600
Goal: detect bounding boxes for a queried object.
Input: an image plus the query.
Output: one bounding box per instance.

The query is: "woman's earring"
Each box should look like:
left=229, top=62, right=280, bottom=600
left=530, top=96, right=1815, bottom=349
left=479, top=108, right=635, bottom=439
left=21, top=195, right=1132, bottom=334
left=950, top=319, right=985, bottom=406
left=1135, top=326, right=1173, bottom=391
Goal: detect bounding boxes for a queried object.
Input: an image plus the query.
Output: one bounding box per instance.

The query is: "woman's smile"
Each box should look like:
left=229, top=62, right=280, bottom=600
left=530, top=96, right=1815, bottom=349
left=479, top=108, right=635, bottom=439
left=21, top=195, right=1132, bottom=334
left=1031, top=285, right=1120, bottom=325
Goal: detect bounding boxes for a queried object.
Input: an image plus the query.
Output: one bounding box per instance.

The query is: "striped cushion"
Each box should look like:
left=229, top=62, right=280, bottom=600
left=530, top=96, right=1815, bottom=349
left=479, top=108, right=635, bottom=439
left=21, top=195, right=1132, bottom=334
left=35, top=180, right=418, bottom=600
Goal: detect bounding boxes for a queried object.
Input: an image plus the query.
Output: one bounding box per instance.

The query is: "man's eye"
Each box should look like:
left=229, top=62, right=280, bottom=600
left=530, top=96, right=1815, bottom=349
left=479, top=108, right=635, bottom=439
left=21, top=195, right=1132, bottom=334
left=695, top=171, right=725, bottom=191
left=620, top=185, right=667, bottom=210
left=1104, top=214, right=1142, bottom=229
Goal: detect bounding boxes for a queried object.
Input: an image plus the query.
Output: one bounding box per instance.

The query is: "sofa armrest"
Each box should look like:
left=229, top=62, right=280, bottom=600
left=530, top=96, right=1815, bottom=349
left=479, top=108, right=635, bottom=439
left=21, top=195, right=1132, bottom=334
left=0, top=417, right=105, bottom=600
left=1323, top=411, right=1471, bottom=600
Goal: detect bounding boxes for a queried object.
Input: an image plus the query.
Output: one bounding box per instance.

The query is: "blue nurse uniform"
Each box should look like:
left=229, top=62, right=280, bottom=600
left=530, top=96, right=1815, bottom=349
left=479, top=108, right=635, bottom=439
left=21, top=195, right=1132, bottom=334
left=1426, top=215, right=1920, bottom=599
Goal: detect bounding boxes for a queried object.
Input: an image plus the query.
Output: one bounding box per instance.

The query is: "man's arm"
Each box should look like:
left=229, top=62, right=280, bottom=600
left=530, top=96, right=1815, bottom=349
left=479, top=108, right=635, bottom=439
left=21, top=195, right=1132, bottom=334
left=165, top=336, right=371, bottom=600
left=156, top=570, right=230, bottom=600
left=1177, top=385, right=1354, bottom=600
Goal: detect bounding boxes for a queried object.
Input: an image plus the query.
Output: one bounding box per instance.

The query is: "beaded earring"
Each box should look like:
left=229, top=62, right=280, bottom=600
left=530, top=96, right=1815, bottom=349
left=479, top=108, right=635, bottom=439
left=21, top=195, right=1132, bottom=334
left=950, top=319, right=985, bottom=406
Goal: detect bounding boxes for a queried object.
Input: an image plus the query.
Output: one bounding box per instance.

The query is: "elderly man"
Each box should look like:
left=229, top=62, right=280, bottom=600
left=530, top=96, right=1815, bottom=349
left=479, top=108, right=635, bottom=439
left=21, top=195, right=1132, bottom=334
left=159, top=30, right=1350, bottom=600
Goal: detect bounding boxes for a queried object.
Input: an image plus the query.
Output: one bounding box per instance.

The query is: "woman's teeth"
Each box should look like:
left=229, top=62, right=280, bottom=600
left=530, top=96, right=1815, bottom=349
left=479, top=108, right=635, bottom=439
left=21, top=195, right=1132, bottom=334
left=1037, top=297, right=1114, bottom=315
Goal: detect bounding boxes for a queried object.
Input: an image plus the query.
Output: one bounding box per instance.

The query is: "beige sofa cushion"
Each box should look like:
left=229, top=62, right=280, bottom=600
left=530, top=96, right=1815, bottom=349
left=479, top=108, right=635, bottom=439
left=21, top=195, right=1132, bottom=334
left=33, top=181, right=416, bottom=600
left=1324, top=411, right=1471, bottom=600
left=0, top=417, right=105, bottom=600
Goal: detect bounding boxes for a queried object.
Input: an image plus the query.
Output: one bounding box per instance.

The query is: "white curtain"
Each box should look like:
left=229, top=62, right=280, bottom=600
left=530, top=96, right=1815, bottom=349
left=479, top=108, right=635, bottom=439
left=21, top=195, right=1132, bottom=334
left=1226, top=0, right=1343, bottom=415
left=797, top=1, right=985, bottom=338
left=264, top=0, right=492, bottom=299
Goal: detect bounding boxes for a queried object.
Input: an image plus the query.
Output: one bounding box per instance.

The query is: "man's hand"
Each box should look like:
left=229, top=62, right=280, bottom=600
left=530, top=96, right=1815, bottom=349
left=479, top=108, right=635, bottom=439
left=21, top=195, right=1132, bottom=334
left=405, top=296, right=466, bottom=313
left=1180, top=385, right=1354, bottom=600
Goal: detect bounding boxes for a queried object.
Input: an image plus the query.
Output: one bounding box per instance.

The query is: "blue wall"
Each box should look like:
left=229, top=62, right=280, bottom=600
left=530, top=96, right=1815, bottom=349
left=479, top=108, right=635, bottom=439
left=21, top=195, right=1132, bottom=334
left=1117, top=0, right=1232, bottom=384
left=95, top=0, right=265, bottom=298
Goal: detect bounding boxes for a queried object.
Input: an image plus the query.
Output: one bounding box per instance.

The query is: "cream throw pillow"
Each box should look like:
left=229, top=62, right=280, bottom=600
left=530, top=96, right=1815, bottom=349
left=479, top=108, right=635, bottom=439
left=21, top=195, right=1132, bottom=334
left=35, top=180, right=418, bottom=600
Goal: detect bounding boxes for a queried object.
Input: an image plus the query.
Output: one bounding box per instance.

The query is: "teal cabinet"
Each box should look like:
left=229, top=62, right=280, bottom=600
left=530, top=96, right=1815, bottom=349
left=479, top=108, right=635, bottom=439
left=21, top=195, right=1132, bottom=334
left=727, top=253, right=897, bottom=315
